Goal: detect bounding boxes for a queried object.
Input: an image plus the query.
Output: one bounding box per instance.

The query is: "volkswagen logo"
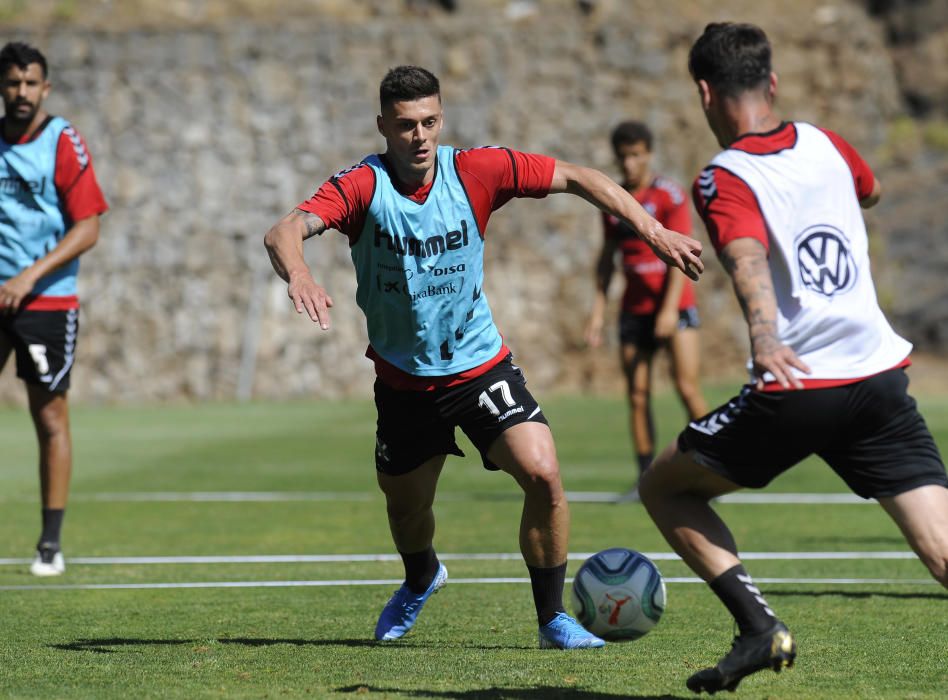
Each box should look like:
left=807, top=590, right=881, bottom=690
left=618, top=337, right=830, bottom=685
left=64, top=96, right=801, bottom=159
left=796, top=225, right=857, bottom=297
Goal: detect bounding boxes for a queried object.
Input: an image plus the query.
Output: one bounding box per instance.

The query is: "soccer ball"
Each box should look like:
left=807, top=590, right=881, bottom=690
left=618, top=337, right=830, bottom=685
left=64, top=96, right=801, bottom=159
left=570, top=547, right=666, bottom=641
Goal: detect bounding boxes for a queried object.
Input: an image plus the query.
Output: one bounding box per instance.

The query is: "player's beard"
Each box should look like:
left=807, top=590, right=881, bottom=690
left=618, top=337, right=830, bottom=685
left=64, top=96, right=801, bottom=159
left=5, top=99, right=38, bottom=125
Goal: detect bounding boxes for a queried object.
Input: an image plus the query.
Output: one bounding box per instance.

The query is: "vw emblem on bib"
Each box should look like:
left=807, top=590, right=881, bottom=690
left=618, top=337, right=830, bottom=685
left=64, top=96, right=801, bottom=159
left=796, top=225, right=857, bottom=297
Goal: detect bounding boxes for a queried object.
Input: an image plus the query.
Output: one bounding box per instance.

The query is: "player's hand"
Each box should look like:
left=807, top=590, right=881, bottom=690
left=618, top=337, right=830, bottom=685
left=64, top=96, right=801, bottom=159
left=751, top=337, right=811, bottom=390
left=643, top=226, right=703, bottom=281
left=287, top=270, right=333, bottom=330
left=0, top=270, right=37, bottom=314
left=584, top=313, right=604, bottom=348
left=654, top=308, right=678, bottom=341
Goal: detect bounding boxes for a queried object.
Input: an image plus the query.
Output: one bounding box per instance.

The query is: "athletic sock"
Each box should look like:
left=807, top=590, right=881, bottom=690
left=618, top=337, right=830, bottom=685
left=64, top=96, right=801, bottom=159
left=709, top=563, right=777, bottom=636
left=400, top=546, right=440, bottom=594
left=39, top=508, right=65, bottom=549
left=527, top=562, right=567, bottom=625
left=636, top=453, right=654, bottom=476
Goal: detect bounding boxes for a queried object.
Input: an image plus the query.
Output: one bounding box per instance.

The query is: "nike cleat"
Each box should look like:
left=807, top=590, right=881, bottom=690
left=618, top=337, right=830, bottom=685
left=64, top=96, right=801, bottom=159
left=374, top=563, right=448, bottom=641
left=687, top=621, right=796, bottom=694
left=538, top=612, right=606, bottom=649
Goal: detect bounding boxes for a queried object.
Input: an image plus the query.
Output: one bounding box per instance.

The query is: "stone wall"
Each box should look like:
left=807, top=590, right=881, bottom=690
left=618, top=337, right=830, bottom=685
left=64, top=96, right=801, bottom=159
left=0, top=0, right=938, bottom=403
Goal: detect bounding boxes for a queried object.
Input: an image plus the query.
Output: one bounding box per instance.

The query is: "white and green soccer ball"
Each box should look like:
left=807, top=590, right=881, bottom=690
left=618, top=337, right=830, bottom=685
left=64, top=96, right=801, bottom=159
left=571, top=547, right=666, bottom=641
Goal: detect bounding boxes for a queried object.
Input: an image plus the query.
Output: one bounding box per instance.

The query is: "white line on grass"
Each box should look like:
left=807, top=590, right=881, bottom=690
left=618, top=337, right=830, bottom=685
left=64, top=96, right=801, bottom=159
left=0, top=551, right=919, bottom=566
left=0, top=576, right=937, bottom=592
left=44, top=491, right=871, bottom=504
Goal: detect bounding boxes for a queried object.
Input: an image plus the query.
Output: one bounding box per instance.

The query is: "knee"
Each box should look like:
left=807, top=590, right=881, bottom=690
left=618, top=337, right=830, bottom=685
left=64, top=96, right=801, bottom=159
left=518, top=451, right=564, bottom=502
left=31, top=406, right=68, bottom=442
left=629, top=388, right=650, bottom=412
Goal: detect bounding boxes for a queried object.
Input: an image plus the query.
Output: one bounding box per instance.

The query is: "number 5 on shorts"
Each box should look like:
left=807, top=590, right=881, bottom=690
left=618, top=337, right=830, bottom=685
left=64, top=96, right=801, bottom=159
left=28, top=344, right=50, bottom=375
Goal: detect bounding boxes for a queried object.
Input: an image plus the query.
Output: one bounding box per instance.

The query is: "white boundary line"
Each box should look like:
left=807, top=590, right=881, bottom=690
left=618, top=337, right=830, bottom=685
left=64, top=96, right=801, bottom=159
left=0, top=551, right=919, bottom=566
left=0, top=491, right=869, bottom=504
left=0, top=576, right=937, bottom=592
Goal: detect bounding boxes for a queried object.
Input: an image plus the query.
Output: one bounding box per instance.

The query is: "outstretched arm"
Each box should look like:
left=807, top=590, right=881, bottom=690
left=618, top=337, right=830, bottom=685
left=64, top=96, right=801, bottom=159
left=720, top=237, right=810, bottom=389
left=549, top=161, right=703, bottom=281
left=263, top=209, right=334, bottom=330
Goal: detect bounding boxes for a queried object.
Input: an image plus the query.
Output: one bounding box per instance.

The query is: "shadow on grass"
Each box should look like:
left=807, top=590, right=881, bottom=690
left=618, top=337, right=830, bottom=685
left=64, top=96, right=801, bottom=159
left=49, top=637, right=534, bottom=654
left=768, top=589, right=946, bottom=601
left=50, top=638, right=195, bottom=654
left=336, top=686, right=689, bottom=699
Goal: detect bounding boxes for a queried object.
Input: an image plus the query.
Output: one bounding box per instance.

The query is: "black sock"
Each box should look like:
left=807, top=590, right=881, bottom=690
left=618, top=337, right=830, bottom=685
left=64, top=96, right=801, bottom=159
left=636, top=453, right=654, bottom=475
left=39, top=508, right=65, bottom=549
left=400, top=546, right=439, bottom=594
left=527, top=563, right=567, bottom=625
left=709, top=564, right=777, bottom=636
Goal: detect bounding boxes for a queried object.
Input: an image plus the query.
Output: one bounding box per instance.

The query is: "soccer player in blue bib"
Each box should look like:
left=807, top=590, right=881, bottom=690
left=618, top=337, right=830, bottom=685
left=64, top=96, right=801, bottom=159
left=0, top=42, right=108, bottom=576
left=264, top=66, right=702, bottom=647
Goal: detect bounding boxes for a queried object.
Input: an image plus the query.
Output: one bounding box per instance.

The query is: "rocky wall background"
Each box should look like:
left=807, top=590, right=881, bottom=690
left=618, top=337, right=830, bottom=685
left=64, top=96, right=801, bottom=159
left=0, top=0, right=944, bottom=403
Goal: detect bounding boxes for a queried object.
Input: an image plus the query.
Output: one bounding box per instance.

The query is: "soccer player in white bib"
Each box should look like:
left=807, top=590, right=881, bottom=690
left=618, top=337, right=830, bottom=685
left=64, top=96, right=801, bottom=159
left=264, top=66, right=702, bottom=649
left=638, top=23, right=948, bottom=694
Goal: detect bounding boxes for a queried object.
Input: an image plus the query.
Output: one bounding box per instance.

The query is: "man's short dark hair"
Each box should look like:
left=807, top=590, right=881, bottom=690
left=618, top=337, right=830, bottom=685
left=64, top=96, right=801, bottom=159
left=610, top=121, right=653, bottom=154
left=0, top=42, right=48, bottom=79
left=688, top=23, right=771, bottom=97
left=379, top=65, right=440, bottom=109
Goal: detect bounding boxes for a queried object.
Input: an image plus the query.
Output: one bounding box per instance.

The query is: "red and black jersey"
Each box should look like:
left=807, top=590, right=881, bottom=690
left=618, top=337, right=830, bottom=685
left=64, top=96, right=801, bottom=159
left=602, top=176, right=695, bottom=314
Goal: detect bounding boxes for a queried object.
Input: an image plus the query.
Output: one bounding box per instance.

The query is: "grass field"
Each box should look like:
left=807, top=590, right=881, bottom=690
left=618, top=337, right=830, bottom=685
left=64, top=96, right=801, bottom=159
left=1, top=384, right=946, bottom=699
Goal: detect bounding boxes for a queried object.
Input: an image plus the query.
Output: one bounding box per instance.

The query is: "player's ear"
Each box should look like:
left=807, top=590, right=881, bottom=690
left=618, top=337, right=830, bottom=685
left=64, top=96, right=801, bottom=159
left=376, top=114, right=384, bottom=136
left=767, top=72, right=778, bottom=101
left=697, top=80, right=712, bottom=111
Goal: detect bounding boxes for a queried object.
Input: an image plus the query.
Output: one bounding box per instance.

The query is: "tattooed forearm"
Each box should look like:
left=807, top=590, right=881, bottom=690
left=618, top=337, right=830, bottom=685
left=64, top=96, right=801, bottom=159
left=720, top=239, right=779, bottom=351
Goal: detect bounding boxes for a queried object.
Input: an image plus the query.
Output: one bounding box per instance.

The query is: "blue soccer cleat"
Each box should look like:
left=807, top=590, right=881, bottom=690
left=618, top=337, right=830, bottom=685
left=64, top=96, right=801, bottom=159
left=538, top=611, right=606, bottom=649
left=374, top=563, right=448, bottom=641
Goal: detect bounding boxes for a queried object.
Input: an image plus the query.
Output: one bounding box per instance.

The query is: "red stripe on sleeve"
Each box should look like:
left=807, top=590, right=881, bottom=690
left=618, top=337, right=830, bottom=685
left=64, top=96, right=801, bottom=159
left=455, top=147, right=555, bottom=234
left=818, top=127, right=876, bottom=201
left=297, top=163, right=375, bottom=242
left=55, top=128, right=108, bottom=222
left=692, top=167, right=768, bottom=255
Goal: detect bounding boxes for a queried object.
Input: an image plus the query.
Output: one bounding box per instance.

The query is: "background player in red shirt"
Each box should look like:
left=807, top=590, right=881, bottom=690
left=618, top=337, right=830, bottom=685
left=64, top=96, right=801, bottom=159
left=585, top=121, right=708, bottom=497
left=0, top=42, right=108, bottom=576
left=638, top=23, right=948, bottom=694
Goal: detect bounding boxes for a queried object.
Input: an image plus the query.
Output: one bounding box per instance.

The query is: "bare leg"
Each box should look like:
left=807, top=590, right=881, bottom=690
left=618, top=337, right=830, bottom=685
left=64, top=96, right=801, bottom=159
left=620, top=342, right=655, bottom=468
left=878, top=484, right=948, bottom=587
left=638, top=443, right=742, bottom=581
left=27, top=385, right=72, bottom=511
left=669, top=327, right=708, bottom=420
left=376, top=455, right=446, bottom=554
left=487, top=421, right=567, bottom=567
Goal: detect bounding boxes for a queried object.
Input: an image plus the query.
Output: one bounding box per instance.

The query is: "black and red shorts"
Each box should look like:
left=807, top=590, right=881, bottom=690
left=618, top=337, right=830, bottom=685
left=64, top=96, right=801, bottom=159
left=373, top=354, right=549, bottom=475
left=679, top=368, right=947, bottom=499
left=0, top=307, right=79, bottom=392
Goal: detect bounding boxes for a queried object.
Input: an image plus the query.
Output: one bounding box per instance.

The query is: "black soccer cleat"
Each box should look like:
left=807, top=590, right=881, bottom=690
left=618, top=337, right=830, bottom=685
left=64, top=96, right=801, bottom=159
left=686, top=621, right=796, bottom=694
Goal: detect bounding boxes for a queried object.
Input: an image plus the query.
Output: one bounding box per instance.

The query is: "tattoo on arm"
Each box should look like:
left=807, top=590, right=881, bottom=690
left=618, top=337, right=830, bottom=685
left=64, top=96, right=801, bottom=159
left=293, top=209, right=327, bottom=239
left=721, top=241, right=779, bottom=352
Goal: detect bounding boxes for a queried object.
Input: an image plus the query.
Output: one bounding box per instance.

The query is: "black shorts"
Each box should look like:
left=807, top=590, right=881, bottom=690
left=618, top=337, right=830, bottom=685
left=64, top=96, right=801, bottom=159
left=619, top=306, right=700, bottom=347
left=679, top=368, right=947, bottom=499
left=0, top=308, right=79, bottom=392
left=373, top=355, right=549, bottom=475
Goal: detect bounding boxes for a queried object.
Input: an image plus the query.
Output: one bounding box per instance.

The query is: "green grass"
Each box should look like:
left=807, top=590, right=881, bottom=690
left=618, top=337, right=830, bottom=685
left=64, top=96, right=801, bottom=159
left=0, top=387, right=946, bottom=699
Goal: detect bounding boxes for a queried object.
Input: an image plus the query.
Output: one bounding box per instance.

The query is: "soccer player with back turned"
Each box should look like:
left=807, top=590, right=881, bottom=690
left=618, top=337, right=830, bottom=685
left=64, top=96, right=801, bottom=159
left=0, top=42, right=108, bottom=576
left=264, top=66, right=703, bottom=648
left=638, top=23, right=948, bottom=694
